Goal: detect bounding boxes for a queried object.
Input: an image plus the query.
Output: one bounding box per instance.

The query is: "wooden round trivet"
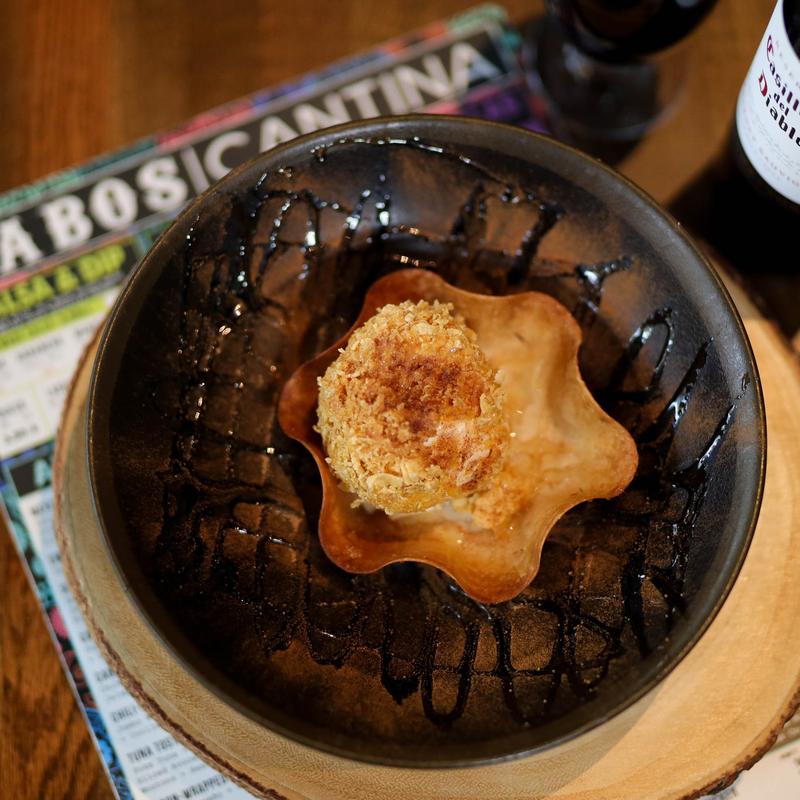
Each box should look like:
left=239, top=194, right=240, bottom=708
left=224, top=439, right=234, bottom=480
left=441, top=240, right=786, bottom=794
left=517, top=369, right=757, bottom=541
left=54, top=278, right=800, bottom=800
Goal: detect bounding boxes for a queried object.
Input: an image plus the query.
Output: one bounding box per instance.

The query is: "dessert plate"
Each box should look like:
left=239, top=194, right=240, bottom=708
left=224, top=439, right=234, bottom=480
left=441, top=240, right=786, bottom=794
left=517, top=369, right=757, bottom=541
left=83, top=117, right=764, bottom=765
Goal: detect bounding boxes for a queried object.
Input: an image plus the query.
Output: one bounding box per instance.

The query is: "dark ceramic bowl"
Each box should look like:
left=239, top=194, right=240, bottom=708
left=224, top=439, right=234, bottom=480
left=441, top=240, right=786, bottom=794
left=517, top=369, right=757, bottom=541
left=87, top=115, right=765, bottom=767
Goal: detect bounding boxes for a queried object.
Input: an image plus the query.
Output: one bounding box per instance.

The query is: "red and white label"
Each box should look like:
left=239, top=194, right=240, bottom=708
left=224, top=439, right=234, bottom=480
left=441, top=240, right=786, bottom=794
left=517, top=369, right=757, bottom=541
left=736, top=3, right=800, bottom=204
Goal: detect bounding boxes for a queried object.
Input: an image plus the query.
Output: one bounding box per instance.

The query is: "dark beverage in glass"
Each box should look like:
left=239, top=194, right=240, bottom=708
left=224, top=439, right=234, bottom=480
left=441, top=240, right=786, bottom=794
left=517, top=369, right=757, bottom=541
left=545, top=0, right=720, bottom=61
left=529, top=0, right=720, bottom=157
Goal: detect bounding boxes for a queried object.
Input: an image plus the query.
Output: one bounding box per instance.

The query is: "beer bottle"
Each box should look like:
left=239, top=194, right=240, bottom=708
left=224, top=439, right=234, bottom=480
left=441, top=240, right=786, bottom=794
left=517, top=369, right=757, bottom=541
left=672, top=1, right=800, bottom=284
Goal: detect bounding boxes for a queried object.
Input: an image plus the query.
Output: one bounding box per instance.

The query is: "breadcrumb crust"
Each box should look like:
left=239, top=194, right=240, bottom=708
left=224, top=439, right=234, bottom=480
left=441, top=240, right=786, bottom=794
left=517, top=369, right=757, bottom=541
left=316, top=300, right=509, bottom=513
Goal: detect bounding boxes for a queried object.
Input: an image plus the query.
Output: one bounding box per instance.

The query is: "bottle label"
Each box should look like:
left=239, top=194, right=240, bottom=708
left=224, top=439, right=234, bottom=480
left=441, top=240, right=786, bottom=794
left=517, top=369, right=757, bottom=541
left=736, top=2, right=800, bottom=204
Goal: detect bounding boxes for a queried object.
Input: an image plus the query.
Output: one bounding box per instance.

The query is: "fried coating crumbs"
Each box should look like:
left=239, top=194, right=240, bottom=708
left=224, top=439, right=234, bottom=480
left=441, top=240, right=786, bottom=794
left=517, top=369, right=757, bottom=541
left=316, top=299, right=510, bottom=514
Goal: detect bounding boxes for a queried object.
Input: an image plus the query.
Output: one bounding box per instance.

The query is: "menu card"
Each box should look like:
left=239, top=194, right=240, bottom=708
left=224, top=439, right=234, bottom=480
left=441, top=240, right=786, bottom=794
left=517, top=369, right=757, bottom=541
left=0, top=4, right=795, bottom=798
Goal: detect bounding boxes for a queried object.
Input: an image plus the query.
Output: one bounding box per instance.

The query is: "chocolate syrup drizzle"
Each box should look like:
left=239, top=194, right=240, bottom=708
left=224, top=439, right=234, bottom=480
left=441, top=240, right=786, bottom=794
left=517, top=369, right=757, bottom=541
left=114, top=137, right=750, bottom=744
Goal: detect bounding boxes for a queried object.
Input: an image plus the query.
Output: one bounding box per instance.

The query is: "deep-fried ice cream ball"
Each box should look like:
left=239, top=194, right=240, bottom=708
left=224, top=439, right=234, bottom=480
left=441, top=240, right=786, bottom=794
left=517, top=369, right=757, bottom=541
left=316, top=299, right=509, bottom=514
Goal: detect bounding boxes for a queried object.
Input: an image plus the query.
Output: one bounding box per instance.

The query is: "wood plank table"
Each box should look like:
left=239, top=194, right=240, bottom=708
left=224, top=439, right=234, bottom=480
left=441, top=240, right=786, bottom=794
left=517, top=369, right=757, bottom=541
left=0, top=0, right=780, bottom=796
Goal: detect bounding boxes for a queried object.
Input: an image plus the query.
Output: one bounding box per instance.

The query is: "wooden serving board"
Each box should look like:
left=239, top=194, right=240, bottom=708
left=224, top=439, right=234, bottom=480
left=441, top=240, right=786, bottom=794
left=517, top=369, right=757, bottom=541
left=54, top=279, right=800, bottom=800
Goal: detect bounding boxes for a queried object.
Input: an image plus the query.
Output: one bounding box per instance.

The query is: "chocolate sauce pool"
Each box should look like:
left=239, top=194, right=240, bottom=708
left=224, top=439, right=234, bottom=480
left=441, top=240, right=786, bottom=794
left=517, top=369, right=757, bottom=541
left=105, top=136, right=752, bottom=762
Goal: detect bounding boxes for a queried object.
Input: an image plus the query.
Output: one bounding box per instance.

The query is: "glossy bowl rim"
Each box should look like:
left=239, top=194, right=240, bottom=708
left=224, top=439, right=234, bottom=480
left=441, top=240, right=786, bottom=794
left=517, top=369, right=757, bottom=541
left=85, top=114, right=767, bottom=768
